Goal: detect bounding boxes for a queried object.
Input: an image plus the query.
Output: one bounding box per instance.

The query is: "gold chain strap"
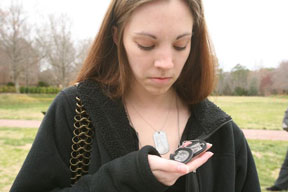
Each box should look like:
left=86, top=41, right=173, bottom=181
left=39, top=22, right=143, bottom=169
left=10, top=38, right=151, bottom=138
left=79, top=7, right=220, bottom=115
left=70, top=96, right=94, bottom=184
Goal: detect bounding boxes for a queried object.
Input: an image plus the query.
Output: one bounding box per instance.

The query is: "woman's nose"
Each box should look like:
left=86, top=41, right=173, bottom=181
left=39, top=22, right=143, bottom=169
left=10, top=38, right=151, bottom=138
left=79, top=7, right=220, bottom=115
left=154, top=56, right=174, bottom=69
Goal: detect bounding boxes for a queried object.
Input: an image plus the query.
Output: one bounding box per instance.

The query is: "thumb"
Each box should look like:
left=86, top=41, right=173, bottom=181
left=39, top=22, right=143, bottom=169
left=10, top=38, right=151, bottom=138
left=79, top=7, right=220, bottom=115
left=148, top=155, right=189, bottom=174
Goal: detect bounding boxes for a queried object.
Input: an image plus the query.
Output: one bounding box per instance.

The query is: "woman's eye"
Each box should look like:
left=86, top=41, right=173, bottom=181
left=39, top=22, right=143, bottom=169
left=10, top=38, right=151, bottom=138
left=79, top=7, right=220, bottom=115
left=174, top=46, right=187, bottom=51
left=137, top=44, right=155, bottom=51
left=174, top=39, right=190, bottom=51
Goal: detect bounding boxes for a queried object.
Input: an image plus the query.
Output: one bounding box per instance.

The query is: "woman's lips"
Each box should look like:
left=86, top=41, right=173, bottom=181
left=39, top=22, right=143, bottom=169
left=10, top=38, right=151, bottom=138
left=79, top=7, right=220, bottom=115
left=149, top=77, right=172, bottom=84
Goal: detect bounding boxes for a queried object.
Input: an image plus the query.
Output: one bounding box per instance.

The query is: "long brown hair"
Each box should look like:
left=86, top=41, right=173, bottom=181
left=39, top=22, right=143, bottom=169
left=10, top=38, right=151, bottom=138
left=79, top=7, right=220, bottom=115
left=75, top=0, right=216, bottom=105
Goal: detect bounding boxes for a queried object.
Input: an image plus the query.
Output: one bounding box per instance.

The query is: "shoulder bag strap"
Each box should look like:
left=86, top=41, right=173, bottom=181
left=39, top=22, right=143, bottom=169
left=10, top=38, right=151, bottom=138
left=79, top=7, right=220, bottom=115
left=69, top=96, right=94, bottom=184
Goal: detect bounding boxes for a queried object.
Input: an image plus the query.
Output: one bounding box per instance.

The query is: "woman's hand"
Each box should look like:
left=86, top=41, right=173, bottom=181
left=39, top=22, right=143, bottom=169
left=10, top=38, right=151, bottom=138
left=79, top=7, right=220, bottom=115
left=148, top=143, right=213, bottom=186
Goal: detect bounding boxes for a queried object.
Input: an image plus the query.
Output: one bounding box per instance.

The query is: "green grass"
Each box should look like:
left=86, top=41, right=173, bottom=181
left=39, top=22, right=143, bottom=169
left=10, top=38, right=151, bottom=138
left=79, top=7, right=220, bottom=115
left=0, top=94, right=55, bottom=120
left=210, top=96, right=288, bottom=130
left=249, top=139, right=288, bottom=191
left=1, top=94, right=287, bottom=130
left=0, top=126, right=287, bottom=191
left=0, top=127, right=38, bottom=192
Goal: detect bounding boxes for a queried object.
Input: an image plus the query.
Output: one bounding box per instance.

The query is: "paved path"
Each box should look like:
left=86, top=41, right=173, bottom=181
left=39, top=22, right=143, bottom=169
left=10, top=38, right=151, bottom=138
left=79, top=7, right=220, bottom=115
left=242, top=129, right=288, bottom=141
left=0, top=119, right=41, bottom=128
left=0, top=119, right=288, bottom=141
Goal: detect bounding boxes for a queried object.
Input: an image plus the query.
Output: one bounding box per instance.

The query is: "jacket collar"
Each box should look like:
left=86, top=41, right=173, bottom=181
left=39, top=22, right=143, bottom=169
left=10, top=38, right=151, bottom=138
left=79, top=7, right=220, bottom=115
left=77, top=80, right=232, bottom=159
left=192, top=99, right=232, bottom=140
left=77, top=80, right=138, bottom=160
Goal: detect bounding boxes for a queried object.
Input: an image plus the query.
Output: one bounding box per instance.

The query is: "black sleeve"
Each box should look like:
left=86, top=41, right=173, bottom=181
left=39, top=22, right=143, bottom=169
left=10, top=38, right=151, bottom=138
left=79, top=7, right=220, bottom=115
left=10, top=90, right=168, bottom=192
left=232, top=122, right=261, bottom=192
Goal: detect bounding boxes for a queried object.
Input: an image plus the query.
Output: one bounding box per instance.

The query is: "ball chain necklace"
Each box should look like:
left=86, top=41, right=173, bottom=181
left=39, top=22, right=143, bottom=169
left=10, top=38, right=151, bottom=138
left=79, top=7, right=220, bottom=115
left=128, top=95, right=180, bottom=155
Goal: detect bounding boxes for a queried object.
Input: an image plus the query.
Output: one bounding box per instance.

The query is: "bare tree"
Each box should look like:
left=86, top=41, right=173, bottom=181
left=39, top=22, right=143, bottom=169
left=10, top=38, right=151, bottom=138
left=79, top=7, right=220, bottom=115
left=36, top=15, right=76, bottom=87
left=0, top=3, right=37, bottom=92
left=247, top=71, right=259, bottom=96
left=258, top=68, right=274, bottom=95
left=231, top=64, right=249, bottom=89
left=72, top=38, right=92, bottom=78
left=272, top=61, right=288, bottom=94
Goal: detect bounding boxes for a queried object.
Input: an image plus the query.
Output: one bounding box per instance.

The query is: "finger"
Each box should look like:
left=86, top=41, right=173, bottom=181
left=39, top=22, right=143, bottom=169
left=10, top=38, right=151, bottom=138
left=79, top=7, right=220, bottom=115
left=186, top=151, right=214, bottom=172
left=200, top=143, right=212, bottom=154
left=206, top=143, right=212, bottom=150
left=192, top=143, right=212, bottom=159
left=148, top=155, right=189, bottom=174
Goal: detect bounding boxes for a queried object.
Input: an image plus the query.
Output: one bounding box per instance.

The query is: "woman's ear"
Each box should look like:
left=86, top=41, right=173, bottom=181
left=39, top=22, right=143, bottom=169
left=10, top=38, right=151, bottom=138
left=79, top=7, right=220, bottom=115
left=112, top=26, right=118, bottom=46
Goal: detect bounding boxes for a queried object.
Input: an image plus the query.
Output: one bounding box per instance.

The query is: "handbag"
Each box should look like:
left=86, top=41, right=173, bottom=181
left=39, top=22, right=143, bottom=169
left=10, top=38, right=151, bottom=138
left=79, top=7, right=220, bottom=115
left=69, top=96, right=94, bottom=184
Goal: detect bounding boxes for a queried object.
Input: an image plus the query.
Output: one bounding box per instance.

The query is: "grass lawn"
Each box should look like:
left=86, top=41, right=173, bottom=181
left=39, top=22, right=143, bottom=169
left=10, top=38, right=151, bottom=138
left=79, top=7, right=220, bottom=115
left=249, top=139, right=288, bottom=191
left=0, top=127, right=37, bottom=192
left=0, top=126, right=287, bottom=192
left=0, top=94, right=56, bottom=120
left=210, top=95, right=288, bottom=130
left=1, top=94, right=288, bottom=130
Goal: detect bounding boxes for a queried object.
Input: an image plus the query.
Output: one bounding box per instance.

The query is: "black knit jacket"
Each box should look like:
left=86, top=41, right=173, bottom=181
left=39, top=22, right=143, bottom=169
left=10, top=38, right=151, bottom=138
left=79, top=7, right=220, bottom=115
left=10, top=80, right=261, bottom=192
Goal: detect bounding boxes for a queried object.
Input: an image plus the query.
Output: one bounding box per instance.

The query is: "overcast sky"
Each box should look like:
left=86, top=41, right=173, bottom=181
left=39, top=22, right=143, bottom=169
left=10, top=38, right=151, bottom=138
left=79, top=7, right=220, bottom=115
left=1, top=0, right=288, bottom=71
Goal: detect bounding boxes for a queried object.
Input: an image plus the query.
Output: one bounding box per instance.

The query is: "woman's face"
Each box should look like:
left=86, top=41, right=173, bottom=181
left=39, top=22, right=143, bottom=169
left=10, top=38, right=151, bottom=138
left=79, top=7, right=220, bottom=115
left=122, top=0, right=194, bottom=96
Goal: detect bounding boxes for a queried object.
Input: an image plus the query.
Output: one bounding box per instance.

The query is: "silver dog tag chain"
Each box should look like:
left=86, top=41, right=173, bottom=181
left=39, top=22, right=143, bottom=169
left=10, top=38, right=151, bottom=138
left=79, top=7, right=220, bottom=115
left=126, top=95, right=180, bottom=155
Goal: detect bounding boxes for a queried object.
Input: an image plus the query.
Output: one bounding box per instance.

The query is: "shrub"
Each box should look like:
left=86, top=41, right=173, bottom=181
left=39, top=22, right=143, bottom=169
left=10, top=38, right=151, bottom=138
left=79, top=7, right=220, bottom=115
left=37, top=81, right=49, bottom=87
left=0, top=86, right=16, bottom=93
left=248, top=86, right=258, bottom=96
left=19, top=86, right=61, bottom=94
left=1, top=85, right=61, bottom=94
left=7, top=82, right=15, bottom=86
left=234, top=87, right=248, bottom=96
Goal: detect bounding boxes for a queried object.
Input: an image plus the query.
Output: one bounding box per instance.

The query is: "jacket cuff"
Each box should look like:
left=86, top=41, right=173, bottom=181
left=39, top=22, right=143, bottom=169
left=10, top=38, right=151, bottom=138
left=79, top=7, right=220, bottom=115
left=137, top=146, right=169, bottom=192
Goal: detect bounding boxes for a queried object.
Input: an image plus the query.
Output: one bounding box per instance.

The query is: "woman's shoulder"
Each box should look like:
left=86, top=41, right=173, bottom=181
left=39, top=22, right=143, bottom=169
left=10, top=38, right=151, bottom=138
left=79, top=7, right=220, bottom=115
left=57, top=80, right=102, bottom=103
left=194, top=99, right=246, bottom=140
left=60, top=84, right=78, bottom=99
left=55, top=80, right=111, bottom=116
left=49, top=84, right=78, bottom=108
left=192, top=98, right=232, bottom=130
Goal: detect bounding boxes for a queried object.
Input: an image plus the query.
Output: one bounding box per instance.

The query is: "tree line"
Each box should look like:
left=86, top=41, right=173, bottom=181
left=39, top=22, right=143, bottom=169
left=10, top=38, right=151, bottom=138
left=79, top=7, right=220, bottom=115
left=0, top=3, right=91, bottom=92
left=0, top=3, right=287, bottom=95
left=215, top=62, right=288, bottom=96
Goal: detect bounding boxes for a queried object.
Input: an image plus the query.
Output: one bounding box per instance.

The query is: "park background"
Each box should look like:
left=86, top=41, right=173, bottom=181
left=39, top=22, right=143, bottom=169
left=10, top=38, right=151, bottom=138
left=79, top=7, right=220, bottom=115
left=1, top=0, right=288, bottom=191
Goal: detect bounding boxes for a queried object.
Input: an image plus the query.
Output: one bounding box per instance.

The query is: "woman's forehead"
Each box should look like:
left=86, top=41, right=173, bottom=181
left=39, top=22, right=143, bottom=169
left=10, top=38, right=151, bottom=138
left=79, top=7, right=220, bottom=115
left=129, top=0, right=193, bottom=21
left=124, top=0, right=193, bottom=37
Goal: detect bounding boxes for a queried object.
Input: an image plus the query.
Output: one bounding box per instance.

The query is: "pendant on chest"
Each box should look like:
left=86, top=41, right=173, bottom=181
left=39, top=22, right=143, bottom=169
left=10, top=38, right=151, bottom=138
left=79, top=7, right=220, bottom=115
left=153, top=131, right=169, bottom=155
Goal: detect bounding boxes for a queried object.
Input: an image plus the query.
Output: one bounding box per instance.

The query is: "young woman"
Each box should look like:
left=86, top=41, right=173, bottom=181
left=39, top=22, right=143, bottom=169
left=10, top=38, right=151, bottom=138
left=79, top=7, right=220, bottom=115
left=11, top=0, right=261, bottom=191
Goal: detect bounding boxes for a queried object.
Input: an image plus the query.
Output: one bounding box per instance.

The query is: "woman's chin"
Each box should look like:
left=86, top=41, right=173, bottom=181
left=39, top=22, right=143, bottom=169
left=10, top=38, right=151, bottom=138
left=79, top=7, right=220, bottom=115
left=144, top=85, right=173, bottom=96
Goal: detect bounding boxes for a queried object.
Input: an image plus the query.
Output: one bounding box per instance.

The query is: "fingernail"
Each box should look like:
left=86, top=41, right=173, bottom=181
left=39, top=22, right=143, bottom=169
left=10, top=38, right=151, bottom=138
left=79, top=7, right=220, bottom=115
left=207, top=152, right=214, bottom=158
left=177, top=164, right=189, bottom=173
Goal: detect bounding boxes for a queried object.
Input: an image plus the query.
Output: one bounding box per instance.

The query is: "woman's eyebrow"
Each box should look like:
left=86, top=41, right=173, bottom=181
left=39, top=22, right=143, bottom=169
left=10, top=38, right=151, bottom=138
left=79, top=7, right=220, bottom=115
left=176, top=33, right=192, bottom=40
left=134, top=32, right=157, bottom=39
left=134, top=32, right=192, bottom=40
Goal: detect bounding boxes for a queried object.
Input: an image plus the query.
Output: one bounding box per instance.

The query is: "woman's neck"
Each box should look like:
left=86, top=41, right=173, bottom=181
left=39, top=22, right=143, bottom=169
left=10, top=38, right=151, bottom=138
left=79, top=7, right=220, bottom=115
left=125, top=87, right=176, bottom=110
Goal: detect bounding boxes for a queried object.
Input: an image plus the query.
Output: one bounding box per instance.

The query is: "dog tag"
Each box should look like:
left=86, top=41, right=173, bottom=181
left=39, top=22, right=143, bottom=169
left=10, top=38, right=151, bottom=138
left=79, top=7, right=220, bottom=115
left=186, top=140, right=207, bottom=157
left=170, top=140, right=207, bottom=163
left=170, top=148, right=193, bottom=163
left=153, top=131, right=169, bottom=155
